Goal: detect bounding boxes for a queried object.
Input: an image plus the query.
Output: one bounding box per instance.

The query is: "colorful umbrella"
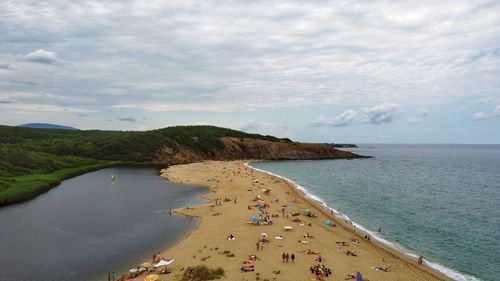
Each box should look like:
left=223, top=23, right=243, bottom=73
left=144, top=274, right=159, bottom=281
left=356, top=271, right=363, bottom=281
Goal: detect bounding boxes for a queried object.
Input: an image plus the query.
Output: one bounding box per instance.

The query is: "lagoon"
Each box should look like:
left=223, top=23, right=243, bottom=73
left=0, top=166, right=207, bottom=281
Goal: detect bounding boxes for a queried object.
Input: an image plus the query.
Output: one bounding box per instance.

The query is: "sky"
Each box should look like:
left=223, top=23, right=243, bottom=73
left=1, top=0, right=499, bottom=144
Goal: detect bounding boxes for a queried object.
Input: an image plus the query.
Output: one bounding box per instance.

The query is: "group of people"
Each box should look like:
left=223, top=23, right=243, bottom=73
left=281, top=252, right=295, bottom=263
left=309, top=263, right=332, bottom=280
left=240, top=254, right=258, bottom=272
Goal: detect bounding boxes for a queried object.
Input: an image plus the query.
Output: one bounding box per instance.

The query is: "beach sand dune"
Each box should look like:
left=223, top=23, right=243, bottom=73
left=142, top=160, right=450, bottom=281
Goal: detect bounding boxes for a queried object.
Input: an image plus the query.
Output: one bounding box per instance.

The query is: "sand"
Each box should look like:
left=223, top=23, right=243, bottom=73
left=130, top=160, right=452, bottom=281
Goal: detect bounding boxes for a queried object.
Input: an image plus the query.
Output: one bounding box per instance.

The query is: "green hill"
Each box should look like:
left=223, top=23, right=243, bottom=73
left=0, top=125, right=362, bottom=206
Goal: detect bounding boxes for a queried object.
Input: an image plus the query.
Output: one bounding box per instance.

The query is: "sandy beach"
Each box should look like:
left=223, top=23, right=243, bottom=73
left=127, top=160, right=452, bottom=281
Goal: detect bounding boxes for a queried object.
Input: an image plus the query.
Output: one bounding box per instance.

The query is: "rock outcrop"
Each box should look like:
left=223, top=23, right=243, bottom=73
left=153, top=137, right=367, bottom=164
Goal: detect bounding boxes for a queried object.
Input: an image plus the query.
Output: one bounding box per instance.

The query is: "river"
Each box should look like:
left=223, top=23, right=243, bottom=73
left=0, top=166, right=208, bottom=281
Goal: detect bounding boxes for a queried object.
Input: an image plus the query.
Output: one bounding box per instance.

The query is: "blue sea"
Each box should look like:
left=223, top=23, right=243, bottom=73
left=251, top=144, right=500, bottom=281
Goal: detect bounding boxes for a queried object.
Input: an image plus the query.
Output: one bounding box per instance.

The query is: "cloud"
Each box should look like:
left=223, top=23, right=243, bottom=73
left=118, top=117, right=136, bottom=122
left=0, top=102, right=93, bottom=113
left=21, top=49, right=58, bottom=64
left=0, top=0, right=498, bottom=115
left=312, top=103, right=399, bottom=127
left=0, top=63, right=15, bottom=70
left=474, top=104, right=500, bottom=120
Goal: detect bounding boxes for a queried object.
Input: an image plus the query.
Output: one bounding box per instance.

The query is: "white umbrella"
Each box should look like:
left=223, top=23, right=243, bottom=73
left=154, top=259, right=175, bottom=267
left=284, top=226, right=293, bottom=230
left=261, top=232, right=268, bottom=237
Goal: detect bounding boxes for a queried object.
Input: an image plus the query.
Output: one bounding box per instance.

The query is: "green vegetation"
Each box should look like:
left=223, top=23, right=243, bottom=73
left=0, top=125, right=291, bottom=206
left=181, top=265, right=225, bottom=281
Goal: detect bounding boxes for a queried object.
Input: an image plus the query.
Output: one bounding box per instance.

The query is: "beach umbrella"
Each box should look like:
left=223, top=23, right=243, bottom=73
left=303, top=208, right=309, bottom=214
left=356, top=271, right=363, bottom=281
left=284, top=226, right=293, bottom=231
left=258, top=204, right=265, bottom=209
left=144, top=274, right=159, bottom=281
left=141, top=262, right=152, bottom=268
left=261, top=232, right=268, bottom=237
left=264, top=201, right=271, bottom=206
left=251, top=216, right=259, bottom=222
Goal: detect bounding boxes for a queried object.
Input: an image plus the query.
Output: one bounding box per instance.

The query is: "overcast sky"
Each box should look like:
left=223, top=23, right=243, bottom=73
left=1, top=0, right=499, bottom=143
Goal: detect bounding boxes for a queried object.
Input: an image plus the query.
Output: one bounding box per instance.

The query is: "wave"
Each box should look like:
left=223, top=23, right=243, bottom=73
left=246, top=162, right=481, bottom=281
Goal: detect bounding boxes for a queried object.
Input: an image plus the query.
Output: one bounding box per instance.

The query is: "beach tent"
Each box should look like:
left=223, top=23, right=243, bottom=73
left=154, top=259, right=174, bottom=267
left=303, top=208, right=309, bottom=215
left=251, top=216, right=259, bottom=222
left=325, top=220, right=332, bottom=226
left=258, top=204, right=265, bottom=210
left=144, top=274, right=159, bottom=281
left=356, top=271, right=363, bottom=281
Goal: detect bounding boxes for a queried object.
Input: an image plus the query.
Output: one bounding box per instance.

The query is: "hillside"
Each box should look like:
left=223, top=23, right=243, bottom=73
left=0, top=125, right=365, bottom=206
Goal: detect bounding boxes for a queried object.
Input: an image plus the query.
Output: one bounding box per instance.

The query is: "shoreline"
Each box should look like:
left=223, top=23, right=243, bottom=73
left=246, top=161, right=469, bottom=281
left=126, top=160, right=454, bottom=281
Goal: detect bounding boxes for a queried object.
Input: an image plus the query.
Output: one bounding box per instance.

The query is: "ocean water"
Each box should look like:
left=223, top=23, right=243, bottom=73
left=251, top=144, right=500, bottom=281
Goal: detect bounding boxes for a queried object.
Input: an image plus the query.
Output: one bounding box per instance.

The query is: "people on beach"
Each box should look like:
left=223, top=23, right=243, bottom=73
left=282, top=252, right=286, bottom=262
left=291, top=253, right=295, bottom=263
left=285, top=253, right=290, bottom=262
left=417, top=256, right=424, bottom=265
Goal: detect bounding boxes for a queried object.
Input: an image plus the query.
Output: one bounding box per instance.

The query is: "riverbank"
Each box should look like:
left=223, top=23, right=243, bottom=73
left=131, top=160, right=450, bottom=281
left=0, top=161, right=118, bottom=206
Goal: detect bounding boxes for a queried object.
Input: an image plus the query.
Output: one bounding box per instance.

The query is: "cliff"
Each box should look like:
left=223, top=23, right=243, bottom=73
left=154, top=137, right=364, bottom=164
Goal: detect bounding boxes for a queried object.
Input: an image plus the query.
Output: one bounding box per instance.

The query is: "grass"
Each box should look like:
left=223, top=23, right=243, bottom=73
left=0, top=162, right=118, bottom=206
left=181, top=265, right=225, bottom=281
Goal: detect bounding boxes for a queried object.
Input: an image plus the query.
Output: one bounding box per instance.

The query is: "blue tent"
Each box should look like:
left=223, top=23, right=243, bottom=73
left=251, top=216, right=259, bottom=222
left=325, top=220, right=331, bottom=226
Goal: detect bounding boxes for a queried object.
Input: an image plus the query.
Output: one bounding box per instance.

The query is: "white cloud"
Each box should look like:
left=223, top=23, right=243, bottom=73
left=473, top=104, right=500, bottom=120
left=0, top=0, right=498, bottom=114
left=312, top=103, right=399, bottom=127
left=21, top=49, right=58, bottom=64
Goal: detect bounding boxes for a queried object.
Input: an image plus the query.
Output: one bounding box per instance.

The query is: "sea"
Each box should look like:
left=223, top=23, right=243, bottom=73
left=250, top=144, right=500, bottom=281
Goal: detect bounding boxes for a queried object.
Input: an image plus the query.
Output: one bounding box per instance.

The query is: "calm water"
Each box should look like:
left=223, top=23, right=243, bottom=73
left=0, top=166, right=207, bottom=281
left=252, top=144, right=500, bottom=281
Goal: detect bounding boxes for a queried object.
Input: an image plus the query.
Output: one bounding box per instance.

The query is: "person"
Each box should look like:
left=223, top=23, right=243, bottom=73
left=291, top=253, right=295, bottom=263
left=112, top=271, right=115, bottom=281
left=285, top=253, right=289, bottom=263
left=417, top=256, right=424, bottom=265
left=107, top=272, right=111, bottom=281
left=256, top=242, right=260, bottom=251
left=282, top=252, right=286, bottom=262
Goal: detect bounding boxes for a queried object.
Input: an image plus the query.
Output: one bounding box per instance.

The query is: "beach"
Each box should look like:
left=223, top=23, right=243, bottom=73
left=128, top=160, right=452, bottom=281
